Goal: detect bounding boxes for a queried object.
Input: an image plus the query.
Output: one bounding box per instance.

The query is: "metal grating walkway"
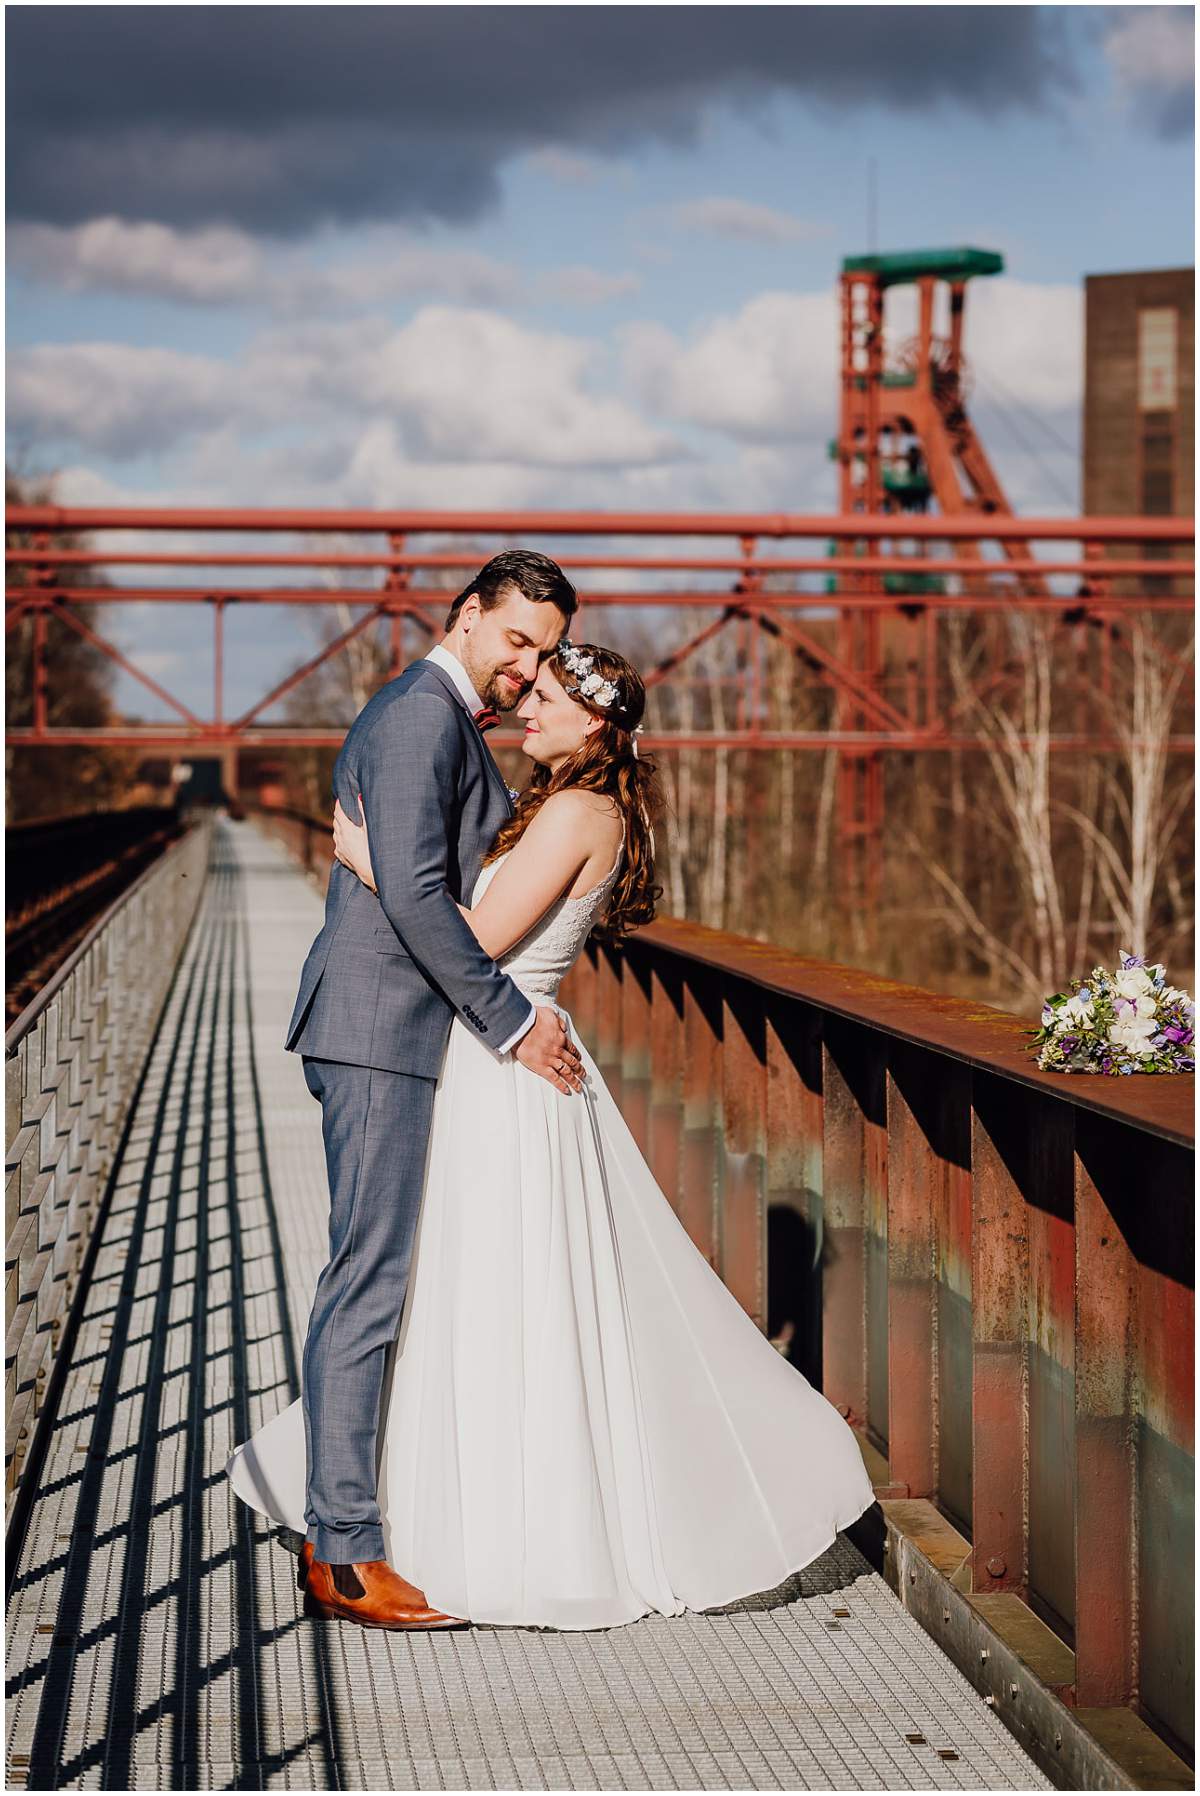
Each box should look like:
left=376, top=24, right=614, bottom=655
left=6, top=821, right=1054, bottom=1792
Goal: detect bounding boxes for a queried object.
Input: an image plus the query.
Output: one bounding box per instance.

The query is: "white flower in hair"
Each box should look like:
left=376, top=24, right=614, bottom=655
left=558, top=640, right=620, bottom=708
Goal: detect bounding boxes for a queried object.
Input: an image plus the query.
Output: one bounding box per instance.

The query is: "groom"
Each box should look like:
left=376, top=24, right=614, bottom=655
left=286, top=549, right=584, bottom=1629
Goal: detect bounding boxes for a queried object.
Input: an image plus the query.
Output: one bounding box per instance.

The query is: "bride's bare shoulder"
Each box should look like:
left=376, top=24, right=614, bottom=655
left=537, top=787, right=622, bottom=849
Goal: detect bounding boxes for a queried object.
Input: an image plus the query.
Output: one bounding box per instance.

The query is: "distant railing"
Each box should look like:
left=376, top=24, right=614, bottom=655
left=557, top=921, right=1195, bottom=1759
left=4, top=820, right=212, bottom=1518
left=239, top=800, right=334, bottom=882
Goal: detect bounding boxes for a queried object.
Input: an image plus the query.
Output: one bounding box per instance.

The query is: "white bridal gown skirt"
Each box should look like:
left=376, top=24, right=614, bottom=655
left=228, top=1009, right=878, bottom=1630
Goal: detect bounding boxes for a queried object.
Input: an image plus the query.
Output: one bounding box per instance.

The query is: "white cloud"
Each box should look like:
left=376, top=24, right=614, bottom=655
left=620, top=276, right=1081, bottom=449
left=7, top=342, right=241, bottom=455
left=958, top=277, right=1082, bottom=414
left=1106, top=4, right=1192, bottom=87
left=7, top=217, right=639, bottom=314
left=12, top=276, right=1082, bottom=527
left=9, top=306, right=681, bottom=471
left=622, top=291, right=839, bottom=441
left=9, top=217, right=266, bottom=304
left=368, top=308, right=678, bottom=467
left=670, top=197, right=830, bottom=246
left=1103, top=5, right=1194, bottom=133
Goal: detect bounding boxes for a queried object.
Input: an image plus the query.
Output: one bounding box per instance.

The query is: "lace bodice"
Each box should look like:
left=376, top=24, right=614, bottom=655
left=471, top=836, right=624, bottom=1003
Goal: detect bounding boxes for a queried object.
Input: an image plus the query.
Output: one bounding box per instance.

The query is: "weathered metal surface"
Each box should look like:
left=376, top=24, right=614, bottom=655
left=884, top=1044, right=941, bottom=1499
left=719, top=982, right=767, bottom=1328
left=592, top=943, right=625, bottom=1111
left=819, top=1020, right=876, bottom=1433
left=568, top=910, right=1193, bottom=1766
left=636, top=916, right=1194, bottom=1148
left=1073, top=1111, right=1138, bottom=1711
left=764, top=998, right=823, bottom=1383
left=3, top=821, right=210, bottom=1516
left=9, top=502, right=1192, bottom=540
left=883, top=1502, right=1168, bottom=1792
left=679, top=970, right=723, bottom=1268
left=618, top=951, right=652, bottom=1157
left=646, top=955, right=684, bottom=1212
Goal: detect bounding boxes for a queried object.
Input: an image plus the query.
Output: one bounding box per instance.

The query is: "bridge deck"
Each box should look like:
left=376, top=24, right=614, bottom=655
left=7, top=822, right=1053, bottom=1791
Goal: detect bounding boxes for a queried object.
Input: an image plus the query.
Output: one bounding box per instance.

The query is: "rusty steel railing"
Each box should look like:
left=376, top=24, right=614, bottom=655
left=556, top=920, right=1194, bottom=1760
left=4, top=819, right=211, bottom=1518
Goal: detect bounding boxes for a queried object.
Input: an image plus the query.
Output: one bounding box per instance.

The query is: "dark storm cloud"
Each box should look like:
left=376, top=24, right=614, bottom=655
left=8, top=5, right=1080, bottom=233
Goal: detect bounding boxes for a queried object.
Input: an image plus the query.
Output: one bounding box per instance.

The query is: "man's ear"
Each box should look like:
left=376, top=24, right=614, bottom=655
left=459, top=591, right=481, bottom=631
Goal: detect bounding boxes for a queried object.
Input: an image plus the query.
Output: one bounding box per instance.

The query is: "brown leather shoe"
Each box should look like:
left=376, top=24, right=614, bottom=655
left=298, top=1540, right=468, bottom=1630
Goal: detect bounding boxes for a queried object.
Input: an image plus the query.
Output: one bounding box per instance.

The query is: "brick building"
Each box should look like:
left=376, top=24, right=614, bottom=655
left=1083, top=267, right=1194, bottom=591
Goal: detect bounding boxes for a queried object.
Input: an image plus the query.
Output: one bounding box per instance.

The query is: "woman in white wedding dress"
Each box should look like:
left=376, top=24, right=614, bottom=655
left=228, top=642, right=877, bottom=1631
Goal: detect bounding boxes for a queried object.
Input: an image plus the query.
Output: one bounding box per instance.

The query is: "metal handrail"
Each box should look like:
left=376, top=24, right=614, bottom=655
left=4, top=819, right=212, bottom=1513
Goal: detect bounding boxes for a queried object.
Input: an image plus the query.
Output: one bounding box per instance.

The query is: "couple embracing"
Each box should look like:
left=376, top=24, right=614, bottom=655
left=228, top=549, right=876, bottom=1632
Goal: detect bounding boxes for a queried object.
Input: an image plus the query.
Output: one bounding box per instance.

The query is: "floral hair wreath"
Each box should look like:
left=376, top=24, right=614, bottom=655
left=556, top=640, right=645, bottom=756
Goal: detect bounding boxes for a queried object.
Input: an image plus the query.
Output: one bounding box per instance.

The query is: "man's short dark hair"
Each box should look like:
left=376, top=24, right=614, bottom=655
left=444, top=549, right=577, bottom=632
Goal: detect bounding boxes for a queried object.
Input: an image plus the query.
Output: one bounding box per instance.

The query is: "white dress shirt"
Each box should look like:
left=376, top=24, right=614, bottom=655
left=423, top=643, right=536, bottom=1055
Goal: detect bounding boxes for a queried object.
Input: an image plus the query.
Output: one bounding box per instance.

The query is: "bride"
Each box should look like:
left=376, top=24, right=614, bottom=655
left=228, top=640, right=878, bottom=1631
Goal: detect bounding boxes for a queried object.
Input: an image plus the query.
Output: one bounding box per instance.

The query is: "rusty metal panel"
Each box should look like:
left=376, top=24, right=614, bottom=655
left=970, top=1073, right=1034, bottom=1600
left=968, top=1080, right=1077, bottom=1637
left=639, top=917, right=1193, bottom=1151
left=765, top=997, right=824, bottom=1386
left=619, top=951, right=652, bottom=1158
left=820, top=1017, right=885, bottom=1432
left=1121, top=1129, right=1193, bottom=1755
left=646, top=955, right=684, bottom=1213
left=678, top=969, right=722, bottom=1268
left=720, top=982, right=767, bottom=1328
left=560, top=941, right=596, bottom=1053
left=936, top=1069, right=974, bottom=1538
left=592, top=944, right=624, bottom=1108
left=1073, top=1110, right=1137, bottom=1710
left=885, top=1042, right=970, bottom=1501
left=1026, top=1107, right=1077, bottom=1643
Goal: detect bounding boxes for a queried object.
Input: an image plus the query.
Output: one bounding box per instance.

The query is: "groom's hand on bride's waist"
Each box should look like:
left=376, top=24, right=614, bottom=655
left=514, top=1006, right=584, bottom=1095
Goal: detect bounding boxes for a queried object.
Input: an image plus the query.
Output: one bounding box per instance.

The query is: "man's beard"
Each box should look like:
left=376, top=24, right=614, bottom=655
left=478, top=666, right=527, bottom=711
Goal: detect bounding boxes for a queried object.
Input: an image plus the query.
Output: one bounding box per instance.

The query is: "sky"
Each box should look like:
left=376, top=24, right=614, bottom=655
left=5, top=4, right=1195, bottom=715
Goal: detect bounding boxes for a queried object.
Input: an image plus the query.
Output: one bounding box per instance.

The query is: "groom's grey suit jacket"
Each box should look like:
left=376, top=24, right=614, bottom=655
left=286, top=658, right=532, bottom=1079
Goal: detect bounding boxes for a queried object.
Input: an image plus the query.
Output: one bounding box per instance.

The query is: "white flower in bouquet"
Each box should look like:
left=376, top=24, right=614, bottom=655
left=1108, top=1013, right=1158, bottom=1058
left=1113, top=965, right=1154, bottom=999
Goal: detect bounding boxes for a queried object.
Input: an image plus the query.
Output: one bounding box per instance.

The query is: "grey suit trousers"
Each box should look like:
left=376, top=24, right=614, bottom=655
left=300, top=1054, right=436, bottom=1563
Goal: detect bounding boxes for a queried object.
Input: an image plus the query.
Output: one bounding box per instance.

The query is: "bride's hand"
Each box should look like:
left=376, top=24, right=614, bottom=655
left=332, top=796, right=378, bottom=893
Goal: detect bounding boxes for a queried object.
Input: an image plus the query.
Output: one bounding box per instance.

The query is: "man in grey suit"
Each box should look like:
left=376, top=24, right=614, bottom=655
left=288, top=550, right=584, bottom=1629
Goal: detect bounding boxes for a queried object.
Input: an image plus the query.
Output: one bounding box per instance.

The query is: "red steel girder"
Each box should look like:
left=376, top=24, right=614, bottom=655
left=5, top=504, right=1192, bottom=542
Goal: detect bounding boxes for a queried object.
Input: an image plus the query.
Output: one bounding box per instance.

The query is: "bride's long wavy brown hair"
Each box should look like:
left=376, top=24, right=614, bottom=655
left=482, top=644, right=664, bottom=943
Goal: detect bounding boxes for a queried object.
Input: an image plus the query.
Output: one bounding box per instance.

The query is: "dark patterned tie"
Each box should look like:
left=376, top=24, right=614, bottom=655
left=473, top=705, right=501, bottom=733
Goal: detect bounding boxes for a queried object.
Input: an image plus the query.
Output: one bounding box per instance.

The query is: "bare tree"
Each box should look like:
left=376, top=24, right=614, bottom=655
left=1055, top=616, right=1193, bottom=958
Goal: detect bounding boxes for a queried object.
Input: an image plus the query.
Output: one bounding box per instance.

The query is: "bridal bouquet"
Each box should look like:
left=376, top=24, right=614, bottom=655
left=1026, top=951, right=1195, bottom=1076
